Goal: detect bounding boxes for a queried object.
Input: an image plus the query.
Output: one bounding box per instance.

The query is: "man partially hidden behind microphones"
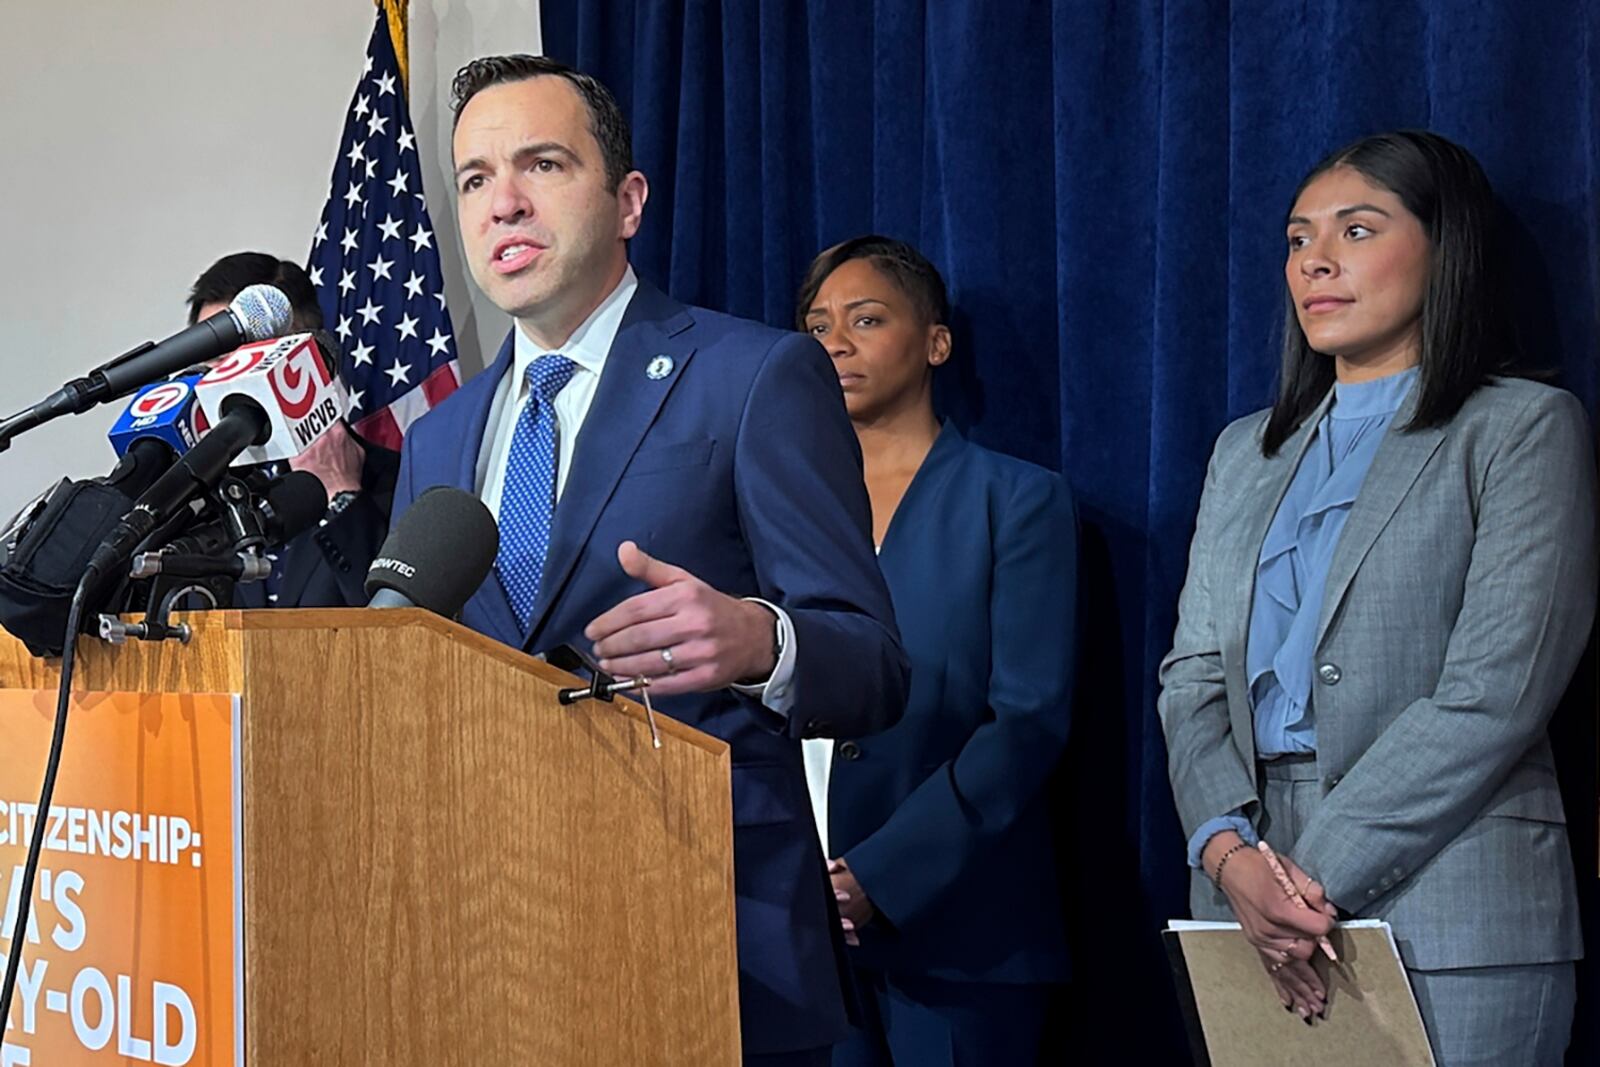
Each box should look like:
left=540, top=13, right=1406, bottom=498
left=392, top=57, right=908, bottom=1065
left=186, top=252, right=396, bottom=607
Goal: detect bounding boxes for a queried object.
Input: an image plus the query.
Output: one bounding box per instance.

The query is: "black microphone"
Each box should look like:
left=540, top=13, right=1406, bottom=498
left=365, top=487, right=499, bottom=617
left=85, top=401, right=271, bottom=582
left=0, top=285, right=291, bottom=451
left=104, top=437, right=182, bottom=501
left=128, top=470, right=329, bottom=586
left=255, top=470, right=330, bottom=546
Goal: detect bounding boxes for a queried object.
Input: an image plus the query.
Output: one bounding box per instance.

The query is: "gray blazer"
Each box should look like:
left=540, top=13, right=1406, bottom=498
left=1159, top=377, right=1596, bottom=969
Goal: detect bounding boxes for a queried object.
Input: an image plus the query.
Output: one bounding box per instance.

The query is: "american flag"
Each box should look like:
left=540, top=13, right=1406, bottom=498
left=307, top=8, right=458, bottom=451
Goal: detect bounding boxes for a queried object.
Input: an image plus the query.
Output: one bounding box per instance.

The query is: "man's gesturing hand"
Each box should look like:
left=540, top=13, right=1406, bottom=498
left=585, top=541, right=778, bottom=697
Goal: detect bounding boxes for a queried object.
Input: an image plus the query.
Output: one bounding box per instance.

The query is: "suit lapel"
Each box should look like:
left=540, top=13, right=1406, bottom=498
left=454, top=332, right=523, bottom=646
left=523, top=285, right=698, bottom=646
left=1314, top=390, right=1446, bottom=646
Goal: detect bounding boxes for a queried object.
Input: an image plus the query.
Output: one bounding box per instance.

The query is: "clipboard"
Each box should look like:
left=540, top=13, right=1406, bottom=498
left=1164, top=919, right=1435, bottom=1066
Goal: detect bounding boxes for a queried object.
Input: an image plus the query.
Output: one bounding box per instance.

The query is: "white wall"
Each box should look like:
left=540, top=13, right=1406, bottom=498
left=0, top=0, right=541, bottom=517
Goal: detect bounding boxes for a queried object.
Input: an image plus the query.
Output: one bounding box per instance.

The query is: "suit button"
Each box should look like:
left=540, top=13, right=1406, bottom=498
left=1317, top=663, right=1342, bottom=685
left=838, top=741, right=862, bottom=761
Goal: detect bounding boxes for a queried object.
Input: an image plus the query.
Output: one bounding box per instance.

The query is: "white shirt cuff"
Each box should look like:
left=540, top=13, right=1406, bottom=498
left=730, top=598, right=798, bottom=715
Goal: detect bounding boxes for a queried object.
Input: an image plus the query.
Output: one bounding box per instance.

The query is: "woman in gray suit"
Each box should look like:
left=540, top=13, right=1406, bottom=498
left=1159, top=129, right=1596, bottom=1066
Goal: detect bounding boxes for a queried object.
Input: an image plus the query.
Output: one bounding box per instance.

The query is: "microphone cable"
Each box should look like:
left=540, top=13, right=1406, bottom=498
left=0, top=561, right=101, bottom=1032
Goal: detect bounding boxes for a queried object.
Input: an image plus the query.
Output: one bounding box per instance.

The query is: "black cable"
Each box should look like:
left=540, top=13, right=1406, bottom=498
left=0, top=567, right=93, bottom=1028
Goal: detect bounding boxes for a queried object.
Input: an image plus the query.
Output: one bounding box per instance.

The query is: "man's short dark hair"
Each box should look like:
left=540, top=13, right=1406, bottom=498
left=187, top=252, right=337, bottom=376
left=794, top=235, right=952, bottom=331
left=450, top=54, right=634, bottom=192
left=187, top=252, right=323, bottom=332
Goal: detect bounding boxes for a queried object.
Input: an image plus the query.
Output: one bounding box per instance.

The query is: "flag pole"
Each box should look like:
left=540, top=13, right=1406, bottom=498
left=377, top=0, right=409, bottom=98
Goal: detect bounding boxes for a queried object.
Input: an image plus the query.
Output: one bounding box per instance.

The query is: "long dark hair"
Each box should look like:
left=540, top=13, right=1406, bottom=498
left=1261, top=130, right=1520, bottom=456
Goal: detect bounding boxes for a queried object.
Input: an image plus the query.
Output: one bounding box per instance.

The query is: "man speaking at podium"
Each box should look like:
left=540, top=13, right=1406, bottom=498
left=391, top=55, right=908, bottom=1065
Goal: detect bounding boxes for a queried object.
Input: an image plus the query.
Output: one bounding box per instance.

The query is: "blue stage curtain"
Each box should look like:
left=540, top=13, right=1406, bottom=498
left=542, top=2, right=1600, bottom=1059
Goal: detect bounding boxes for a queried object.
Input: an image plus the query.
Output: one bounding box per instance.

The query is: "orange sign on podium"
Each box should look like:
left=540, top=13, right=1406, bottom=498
left=0, top=690, right=238, bottom=1067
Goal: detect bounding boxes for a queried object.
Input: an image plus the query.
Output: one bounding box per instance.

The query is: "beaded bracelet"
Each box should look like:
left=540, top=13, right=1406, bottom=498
left=1210, top=840, right=1249, bottom=890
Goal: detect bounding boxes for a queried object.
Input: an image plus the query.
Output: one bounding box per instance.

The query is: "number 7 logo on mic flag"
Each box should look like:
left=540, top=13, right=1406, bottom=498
left=306, top=4, right=459, bottom=452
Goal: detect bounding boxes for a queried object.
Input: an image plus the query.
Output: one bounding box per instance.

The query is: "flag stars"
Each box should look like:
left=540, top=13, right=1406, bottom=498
left=316, top=51, right=459, bottom=435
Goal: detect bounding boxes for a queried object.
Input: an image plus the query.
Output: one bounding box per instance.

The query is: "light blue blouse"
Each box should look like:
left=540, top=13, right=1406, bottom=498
left=1185, top=366, right=1420, bottom=867
left=1248, top=366, right=1420, bottom=756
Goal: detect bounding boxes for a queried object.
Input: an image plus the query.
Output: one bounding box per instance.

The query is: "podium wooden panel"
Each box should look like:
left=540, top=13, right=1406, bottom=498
left=0, top=608, right=740, bottom=1065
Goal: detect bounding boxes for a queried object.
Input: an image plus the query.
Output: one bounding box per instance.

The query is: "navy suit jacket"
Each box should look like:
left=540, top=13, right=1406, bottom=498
left=832, top=423, right=1075, bottom=984
left=392, top=282, right=908, bottom=1053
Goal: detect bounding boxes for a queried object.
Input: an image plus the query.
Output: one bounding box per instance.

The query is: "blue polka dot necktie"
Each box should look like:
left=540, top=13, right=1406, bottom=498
left=496, top=355, right=578, bottom=627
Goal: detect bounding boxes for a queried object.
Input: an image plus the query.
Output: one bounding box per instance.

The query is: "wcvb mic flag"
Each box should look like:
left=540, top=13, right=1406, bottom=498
left=194, top=334, right=348, bottom=465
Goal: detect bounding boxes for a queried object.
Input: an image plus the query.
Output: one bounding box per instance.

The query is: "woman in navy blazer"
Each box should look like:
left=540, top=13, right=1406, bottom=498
left=796, top=237, right=1076, bottom=1065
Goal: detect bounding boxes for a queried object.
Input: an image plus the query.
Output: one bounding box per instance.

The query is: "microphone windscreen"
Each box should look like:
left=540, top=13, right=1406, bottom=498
left=104, top=438, right=180, bottom=501
left=230, top=284, right=293, bottom=341
left=262, top=470, right=330, bottom=545
left=365, top=487, right=499, bottom=617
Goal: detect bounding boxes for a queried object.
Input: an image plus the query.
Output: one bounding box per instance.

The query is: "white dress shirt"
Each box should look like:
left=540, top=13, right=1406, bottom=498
left=474, top=265, right=797, bottom=712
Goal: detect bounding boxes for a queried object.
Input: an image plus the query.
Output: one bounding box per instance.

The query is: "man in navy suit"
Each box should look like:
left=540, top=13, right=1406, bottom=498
left=392, top=55, right=908, bottom=1065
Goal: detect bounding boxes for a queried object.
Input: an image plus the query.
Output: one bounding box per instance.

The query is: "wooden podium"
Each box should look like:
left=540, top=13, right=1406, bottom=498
left=0, top=608, right=740, bottom=1065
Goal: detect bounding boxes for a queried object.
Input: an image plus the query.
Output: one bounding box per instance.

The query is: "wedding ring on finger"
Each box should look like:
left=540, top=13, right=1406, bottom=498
left=659, top=646, right=678, bottom=673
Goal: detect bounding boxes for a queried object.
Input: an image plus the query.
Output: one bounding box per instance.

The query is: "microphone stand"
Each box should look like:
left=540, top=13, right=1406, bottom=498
left=0, top=343, right=158, bottom=452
